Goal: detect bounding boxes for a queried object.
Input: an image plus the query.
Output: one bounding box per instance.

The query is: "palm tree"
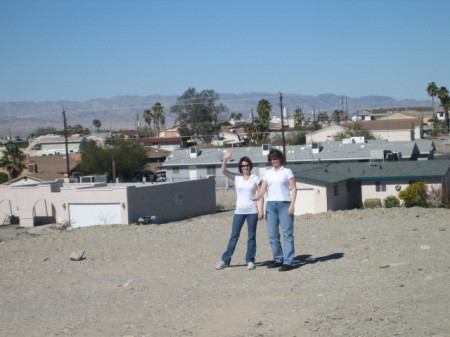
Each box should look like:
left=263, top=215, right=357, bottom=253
left=293, top=106, right=305, bottom=126
left=426, top=82, right=438, bottom=126
left=151, top=102, right=164, bottom=137
left=0, top=142, right=26, bottom=179
left=92, top=119, right=102, bottom=132
left=437, top=86, right=450, bottom=133
left=143, top=109, right=153, bottom=137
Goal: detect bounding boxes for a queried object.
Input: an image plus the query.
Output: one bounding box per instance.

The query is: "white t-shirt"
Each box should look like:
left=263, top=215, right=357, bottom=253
left=234, top=174, right=260, bottom=214
left=263, top=166, right=295, bottom=201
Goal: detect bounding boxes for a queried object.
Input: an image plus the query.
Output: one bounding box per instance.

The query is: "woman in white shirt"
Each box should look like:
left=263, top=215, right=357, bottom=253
left=215, top=149, right=264, bottom=270
left=254, top=149, right=297, bottom=272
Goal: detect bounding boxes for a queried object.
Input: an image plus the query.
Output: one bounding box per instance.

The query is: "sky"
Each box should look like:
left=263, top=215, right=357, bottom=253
left=1, top=0, right=449, bottom=103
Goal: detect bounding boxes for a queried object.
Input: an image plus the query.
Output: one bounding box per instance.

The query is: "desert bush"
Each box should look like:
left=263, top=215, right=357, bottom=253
left=427, top=185, right=444, bottom=208
left=383, top=195, right=400, bottom=208
left=398, top=182, right=428, bottom=208
left=363, top=198, right=381, bottom=209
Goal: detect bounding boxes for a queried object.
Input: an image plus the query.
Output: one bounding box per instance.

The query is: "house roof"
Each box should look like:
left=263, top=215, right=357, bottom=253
left=341, top=119, right=422, bottom=131
left=163, top=140, right=432, bottom=167
left=140, top=137, right=186, bottom=143
left=291, top=160, right=450, bottom=185
left=25, top=154, right=82, bottom=181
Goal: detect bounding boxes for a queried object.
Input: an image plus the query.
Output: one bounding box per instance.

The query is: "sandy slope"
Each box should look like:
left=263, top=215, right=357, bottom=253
left=0, top=189, right=449, bottom=337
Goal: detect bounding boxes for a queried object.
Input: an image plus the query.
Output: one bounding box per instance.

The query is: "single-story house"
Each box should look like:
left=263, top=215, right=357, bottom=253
left=27, top=134, right=84, bottom=156
left=163, top=140, right=435, bottom=187
left=0, top=176, right=216, bottom=227
left=139, top=137, right=189, bottom=151
left=291, top=160, right=450, bottom=215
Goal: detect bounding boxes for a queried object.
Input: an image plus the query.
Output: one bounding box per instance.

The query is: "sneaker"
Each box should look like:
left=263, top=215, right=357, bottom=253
left=278, top=264, right=293, bottom=272
left=247, top=262, right=256, bottom=270
left=215, top=260, right=229, bottom=270
left=267, top=261, right=283, bottom=269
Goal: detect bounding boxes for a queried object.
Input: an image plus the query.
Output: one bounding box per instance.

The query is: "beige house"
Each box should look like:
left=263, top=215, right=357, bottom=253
left=292, top=160, right=450, bottom=215
left=0, top=177, right=216, bottom=227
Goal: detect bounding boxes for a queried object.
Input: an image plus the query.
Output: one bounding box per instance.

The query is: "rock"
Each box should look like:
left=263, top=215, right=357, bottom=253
left=70, top=250, right=85, bottom=261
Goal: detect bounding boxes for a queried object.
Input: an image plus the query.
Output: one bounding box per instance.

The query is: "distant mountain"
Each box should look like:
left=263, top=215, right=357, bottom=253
left=0, top=93, right=432, bottom=138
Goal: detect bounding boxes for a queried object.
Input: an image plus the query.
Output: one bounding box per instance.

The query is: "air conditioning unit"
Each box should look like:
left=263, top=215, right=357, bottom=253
left=262, top=144, right=272, bottom=155
left=312, top=142, right=321, bottom=154
left=189, top=146, right=200, bottom=158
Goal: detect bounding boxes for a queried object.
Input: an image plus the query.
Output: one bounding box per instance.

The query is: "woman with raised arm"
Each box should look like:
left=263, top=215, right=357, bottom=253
left=254, top=149, right=297, bottom=272
left=215, top=149, right=264, bottom=270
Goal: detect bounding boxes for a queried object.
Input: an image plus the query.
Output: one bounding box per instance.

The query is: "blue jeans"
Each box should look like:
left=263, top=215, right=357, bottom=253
left=266, top=201, right=295, bottom=265
left=221, top=213, right=258, bottom=264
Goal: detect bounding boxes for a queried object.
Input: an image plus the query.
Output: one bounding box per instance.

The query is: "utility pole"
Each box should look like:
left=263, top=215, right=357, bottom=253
left=62, top=109, right=70, bottom=179
left=279, top=92, right=286, bottom=157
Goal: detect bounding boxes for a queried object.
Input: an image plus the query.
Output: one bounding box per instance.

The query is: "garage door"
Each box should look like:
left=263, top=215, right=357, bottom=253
left=69, top=204, right=121, bottom=228
left=295, top=189, right=315, bottom=215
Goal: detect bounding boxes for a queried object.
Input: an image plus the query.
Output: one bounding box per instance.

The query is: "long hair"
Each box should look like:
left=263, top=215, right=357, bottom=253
left=238, top=156, right=253, bottom=173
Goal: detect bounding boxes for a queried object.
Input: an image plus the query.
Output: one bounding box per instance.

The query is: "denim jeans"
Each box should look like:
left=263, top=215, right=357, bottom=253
left=221, top=213, right=258, bottom=264
left=266, top=201, right=295, bottom=265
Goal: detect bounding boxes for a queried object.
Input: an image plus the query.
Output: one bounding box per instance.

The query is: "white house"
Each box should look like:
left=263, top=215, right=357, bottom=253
left=0, top=177, right=216, bottom=227
left=292, top=160, right=450, bottom=215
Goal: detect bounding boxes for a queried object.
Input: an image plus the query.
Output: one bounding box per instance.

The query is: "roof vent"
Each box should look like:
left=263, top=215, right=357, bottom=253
left=189, top=146, right=200, bottom=158
left=262, top=144, right=272, bottom=155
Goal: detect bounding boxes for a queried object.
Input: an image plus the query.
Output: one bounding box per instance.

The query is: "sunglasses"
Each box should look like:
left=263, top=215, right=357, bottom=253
left=270, top=157, right=279, bottom=161
left=240, top=164, right=250, bottom=167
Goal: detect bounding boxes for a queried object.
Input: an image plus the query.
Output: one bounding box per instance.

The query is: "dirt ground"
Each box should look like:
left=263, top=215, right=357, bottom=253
left=1, top=189, right=449, bottom=337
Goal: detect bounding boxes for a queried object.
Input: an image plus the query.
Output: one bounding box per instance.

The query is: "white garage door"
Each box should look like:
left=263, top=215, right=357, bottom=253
left=295, top=189, right=315, bottom=215
left=69, top=204, right=121, bottom=228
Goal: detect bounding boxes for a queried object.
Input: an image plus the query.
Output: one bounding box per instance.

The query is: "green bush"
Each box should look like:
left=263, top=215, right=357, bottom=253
left=383, top=195, right=401, bottom=208
left=363, top=198, right=381, bottom=209
left=398, top=182, right=428, bottom=208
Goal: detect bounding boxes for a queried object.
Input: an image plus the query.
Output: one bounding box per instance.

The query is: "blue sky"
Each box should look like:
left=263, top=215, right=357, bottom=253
left=1, top=0, right=449, bottom=103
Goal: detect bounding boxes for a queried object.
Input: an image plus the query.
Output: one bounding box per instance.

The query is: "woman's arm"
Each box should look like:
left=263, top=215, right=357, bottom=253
left=221, top=149, right=235, bottom=181
left=257, top=183, right=265, bottom=219
left=288, top=177, right=297, bottom=216
left=253, top=180, right=267, bottom=201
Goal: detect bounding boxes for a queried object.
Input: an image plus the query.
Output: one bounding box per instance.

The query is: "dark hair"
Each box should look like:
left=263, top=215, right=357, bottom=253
left=267, top=149, right=286, bottom=165
left=238, top=156, right=253, bottom=173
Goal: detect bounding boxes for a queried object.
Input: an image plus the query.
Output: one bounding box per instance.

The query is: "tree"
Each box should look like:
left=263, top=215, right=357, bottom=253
left=331, top=110, right=345, bottom=124
left=333, top=123, right=377, bottom=141
left=151, top=102, right=165, bottom=137
left=30, top=126, right=58, bottom=138
left=93, top=119, right=102, bottom=132
left=317, top=112, right=329, bottom=124
left=79, top=139, right=148, bottom=181
left=437, top=86, right=450, bottom=133
left=426, top=82, right=438, bottom=126
left=143, top=109, right=153, bottom=137
left=398, top=182, right=428, bottom=208
left=170, top=88, right=228, bottom=143
left=0, top=142, right=26, bottom=179
left=293, top=106, right=305, bottom=126
left=229, top=112, right=243, bottom=121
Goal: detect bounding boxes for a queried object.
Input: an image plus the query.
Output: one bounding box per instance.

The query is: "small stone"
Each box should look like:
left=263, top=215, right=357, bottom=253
left=379, top=264, right=390, bottom=268
left=70, top=250, right=85, bottom=261
left=420, top=245, right=430, bottom=250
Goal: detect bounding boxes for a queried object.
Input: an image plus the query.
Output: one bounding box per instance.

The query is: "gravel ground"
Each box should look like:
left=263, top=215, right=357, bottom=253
left=0, top=189, right=449, bottom=337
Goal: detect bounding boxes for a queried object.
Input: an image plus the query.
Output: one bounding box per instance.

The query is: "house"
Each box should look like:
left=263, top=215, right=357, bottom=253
left=4, top=154, right=82, bottom=186
left=85, top=132, right=110, bottom=147
left=163, top=140, right=435, bottom=187
left=159, top=125, right=181, bottom=138
left=27, top=134, right=84, bottom=156
left=145, top=147, right=171, bottom=173
left=211, top=130, right=244, bottom=146
left=139, top=137, right=189, bottom=151
left=0, top=176, right=216, bottom=227
left=291, top=160, right=450, bottom=215
left=341, top=118, right=423, bottom=141
left=305, top=124, right=346, bottom=143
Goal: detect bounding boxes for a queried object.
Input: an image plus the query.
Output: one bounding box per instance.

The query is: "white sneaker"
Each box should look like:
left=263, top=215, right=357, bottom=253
left=247, top=262, right=256, bottom=270
left=215, top=260, right=229, bottom=270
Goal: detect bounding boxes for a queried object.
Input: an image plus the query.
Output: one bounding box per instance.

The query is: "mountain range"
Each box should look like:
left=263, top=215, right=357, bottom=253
left=0, top=93, right=432, bottom=138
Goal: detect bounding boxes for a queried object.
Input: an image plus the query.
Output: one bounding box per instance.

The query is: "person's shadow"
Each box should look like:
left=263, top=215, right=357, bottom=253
left=259, top=253, right=344, bottom=270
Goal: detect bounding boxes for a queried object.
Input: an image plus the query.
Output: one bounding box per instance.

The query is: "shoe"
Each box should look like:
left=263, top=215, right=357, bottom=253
left=267, top=261, right=283, bottom=269
left=278, top=264, right=293, bottom=272
left=247, top=262, right=256, bottom=270
left=215, top=260, right=229, bottom=270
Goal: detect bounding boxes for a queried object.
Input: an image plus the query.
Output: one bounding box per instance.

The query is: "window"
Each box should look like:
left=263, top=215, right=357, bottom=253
left=375, top=181, right=386, bottom=192
left=207, top=165, right=216, bottom=175
left=334, top=185, right=339, bottom=196
left=173, top=166, right=179, bottom=174
left=175, top=193, right=184, bottom=205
